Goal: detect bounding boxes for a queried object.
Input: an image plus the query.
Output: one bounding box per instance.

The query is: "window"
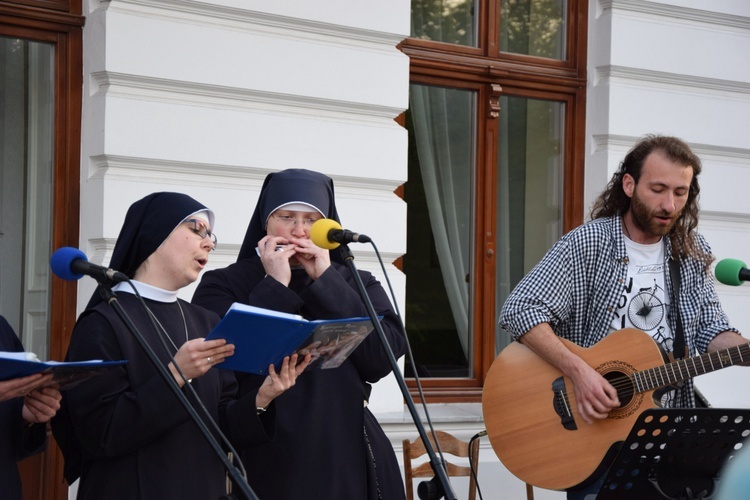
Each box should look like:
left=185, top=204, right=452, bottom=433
left=1, top=2, right=83, bottom=498
left=400, top=0, right=587, bottom=401
left=1, top=36, right=55, bottom=358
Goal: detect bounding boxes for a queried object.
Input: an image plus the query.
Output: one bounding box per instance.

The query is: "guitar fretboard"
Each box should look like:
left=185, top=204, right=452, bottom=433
left=632, top=342, right=750, bottom=393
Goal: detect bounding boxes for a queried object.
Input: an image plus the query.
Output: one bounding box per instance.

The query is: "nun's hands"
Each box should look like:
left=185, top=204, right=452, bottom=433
left=169, top=338, right=235, bottom=386
left=0, top=373, right=52, bottom=402
left=22, top=385, right=62, bottom=424
left=255, top=353, right=311, bottom=410
left=258, top=235, right=294, bottom=286
left=288, top=237, right=330, bottom=280
left=258, top=234, right=330, bottom=282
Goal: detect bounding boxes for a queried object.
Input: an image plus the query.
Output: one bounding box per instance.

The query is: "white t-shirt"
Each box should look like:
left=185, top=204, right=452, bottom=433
left=610, top=236, right=676, bottom=406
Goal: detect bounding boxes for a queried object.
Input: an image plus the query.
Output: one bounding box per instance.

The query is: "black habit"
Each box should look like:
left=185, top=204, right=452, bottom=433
left=0, top=316, right=46, bottom=500
left=52, top=192, right=274, bottom=499
left=61, top=293, right=273, bottom=499
left=193, top=168, right=408, bottom=500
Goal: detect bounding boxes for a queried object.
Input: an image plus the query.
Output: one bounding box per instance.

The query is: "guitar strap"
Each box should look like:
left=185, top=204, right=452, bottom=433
left=668, top=256, right=687, bottom=360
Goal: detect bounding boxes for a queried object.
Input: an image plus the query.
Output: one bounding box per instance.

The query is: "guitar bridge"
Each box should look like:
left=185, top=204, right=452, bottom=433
left=552, top=377, right=577, bottom=430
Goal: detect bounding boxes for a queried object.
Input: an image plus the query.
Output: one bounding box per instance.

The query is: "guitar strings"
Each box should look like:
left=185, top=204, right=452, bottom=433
left=578, top=343, right=750, bottom=404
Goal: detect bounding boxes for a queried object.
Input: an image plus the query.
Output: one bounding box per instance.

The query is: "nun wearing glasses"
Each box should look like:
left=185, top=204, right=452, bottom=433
left=193, top=169, right=407, bottom=500
left=52, top=192, right=309, bottom=499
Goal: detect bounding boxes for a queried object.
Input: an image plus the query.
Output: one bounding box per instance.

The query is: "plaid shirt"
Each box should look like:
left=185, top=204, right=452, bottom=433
left=499, top=214, right=737, bottom=407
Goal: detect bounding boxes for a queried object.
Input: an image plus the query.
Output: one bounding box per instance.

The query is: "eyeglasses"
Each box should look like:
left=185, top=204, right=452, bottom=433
left=184, top=219, right=218, bottom=250
left=270, top=214, right=322, bottom=228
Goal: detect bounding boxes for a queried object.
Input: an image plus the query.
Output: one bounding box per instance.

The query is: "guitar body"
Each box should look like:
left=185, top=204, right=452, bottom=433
left=482, top=328, right=667, bottom=491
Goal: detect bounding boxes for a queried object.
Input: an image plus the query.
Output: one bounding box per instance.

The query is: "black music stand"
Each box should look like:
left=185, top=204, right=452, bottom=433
left=598, top=408, right=750, bottom=500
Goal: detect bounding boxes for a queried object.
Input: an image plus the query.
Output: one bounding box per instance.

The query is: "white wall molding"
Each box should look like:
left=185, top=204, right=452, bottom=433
left=690, top=144, right=750, bottom=166
left=599, top=0, right=750, bottom=32
left=702, top=211, right=750, bottom=226
left=89, top=154, right=267, bottom=188
left=91, top=72, right=404, bottom=126
left=597, top=65, right=750, bottom=100
left=592, top=134, right=750, bottom=164
left=591, top=133, right=639, bottom=153
left=89, top=154, right=405, bottom=198
left=105, top=0, right=405, bottom=52
left=84, top=238, right=401, bottom=268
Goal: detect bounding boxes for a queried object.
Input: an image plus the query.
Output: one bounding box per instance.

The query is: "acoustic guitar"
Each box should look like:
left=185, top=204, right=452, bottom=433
left=482, top=328, right=750, bottom=491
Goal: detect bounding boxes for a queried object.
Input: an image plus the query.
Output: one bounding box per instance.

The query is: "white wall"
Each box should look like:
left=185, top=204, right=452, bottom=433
left=78, top=0, right=411, bottom=408
left=72, top=0, right=750, bottom=498
left=586, top=0, right=750, bottom=413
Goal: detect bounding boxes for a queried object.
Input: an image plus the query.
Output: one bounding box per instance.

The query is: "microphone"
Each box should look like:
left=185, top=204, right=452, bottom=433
left=714, top=258, right=750, bottom=286
left=50, top=247, right=129, bottom=285
left=310, top=219, right=371, bottom=250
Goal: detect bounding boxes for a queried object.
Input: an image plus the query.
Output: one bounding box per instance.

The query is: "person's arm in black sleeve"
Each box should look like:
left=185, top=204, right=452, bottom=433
left=65, top=313, right=195, bottom=458
left=217, top=369, right=276, bottom=448
left=9, top=398, right=47, bottom=461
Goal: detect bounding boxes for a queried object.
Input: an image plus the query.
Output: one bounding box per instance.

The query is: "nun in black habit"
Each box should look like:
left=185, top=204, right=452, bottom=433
left=0, top=316, right=61, bottom=500
left=53, top=192, right=307, bottom=499
left=193, top=169, right=408, bottom=500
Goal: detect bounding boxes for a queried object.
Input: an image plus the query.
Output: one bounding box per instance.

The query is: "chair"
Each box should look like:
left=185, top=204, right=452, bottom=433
left=403, top=430, right=536, bottom=500
left=403, top=430, right=480, bottom=500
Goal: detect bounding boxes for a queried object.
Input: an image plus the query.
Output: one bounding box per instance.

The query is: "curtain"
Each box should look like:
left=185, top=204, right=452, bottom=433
left=409, top=84, right=473, bottom=357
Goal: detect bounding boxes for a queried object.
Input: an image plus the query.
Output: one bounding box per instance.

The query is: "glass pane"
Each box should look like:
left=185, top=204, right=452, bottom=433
left=0, top=37, right=55, bottom=358
left=500, top=0, right=567, bottom=59
left=495, top=96, right=564, bottom=352
left=404, top=84, right=475, bottom=378
left=411, top=0, right=479, bottom=47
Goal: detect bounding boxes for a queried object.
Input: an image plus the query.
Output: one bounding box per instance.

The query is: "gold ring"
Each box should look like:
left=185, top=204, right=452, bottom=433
left=207, top=357, right=212, bottom=364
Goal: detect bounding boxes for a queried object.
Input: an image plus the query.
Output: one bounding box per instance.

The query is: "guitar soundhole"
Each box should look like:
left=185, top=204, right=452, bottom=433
left=603, top=370, right=632, bottom=404
left=602, top=368, right=642, bottom=419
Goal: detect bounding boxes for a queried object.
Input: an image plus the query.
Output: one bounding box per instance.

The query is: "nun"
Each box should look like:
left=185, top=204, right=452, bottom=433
left=193, top=169, right=407, bottom=500
left=53, top=192, right=307, bottom=499
left=0, top=315, right=61, bottom=500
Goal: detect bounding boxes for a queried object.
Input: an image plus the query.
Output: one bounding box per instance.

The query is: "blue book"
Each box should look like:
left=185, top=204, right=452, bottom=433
left=0, top=352, right=127, bottom=390
left=205, top=303, right=375, bottom=376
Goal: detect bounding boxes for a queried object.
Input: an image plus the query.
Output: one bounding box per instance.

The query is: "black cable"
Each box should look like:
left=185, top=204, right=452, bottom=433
left=369, top=242, right=451, bottom=482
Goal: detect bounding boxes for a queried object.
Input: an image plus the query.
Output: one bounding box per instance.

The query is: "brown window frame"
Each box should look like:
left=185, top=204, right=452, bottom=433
left=399, top=0, right=588, bottom=402
left=1, top=1, right=83, bottom=499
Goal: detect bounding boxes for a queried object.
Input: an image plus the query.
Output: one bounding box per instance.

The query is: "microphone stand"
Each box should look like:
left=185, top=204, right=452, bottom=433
left=95, top=284, right=258, bottom=500
left=337, top=244, right=457, bottom=500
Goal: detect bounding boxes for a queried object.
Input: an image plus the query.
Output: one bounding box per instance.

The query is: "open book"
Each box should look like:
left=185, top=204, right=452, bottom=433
left=0, top=352, right=127, bottom=390
left=205, top=303, right=375, bottom=375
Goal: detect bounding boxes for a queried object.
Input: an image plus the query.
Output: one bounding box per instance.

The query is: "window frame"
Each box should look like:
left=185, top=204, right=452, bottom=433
left=1, top=2, right=83, bottom=498
left=1, top=0, right=72, bottom=12
left=399, top=0, right=587, bottom=402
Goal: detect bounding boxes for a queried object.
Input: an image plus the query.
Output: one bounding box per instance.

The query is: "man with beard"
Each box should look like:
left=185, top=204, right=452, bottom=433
left=499, top=134, right=748, bottom=499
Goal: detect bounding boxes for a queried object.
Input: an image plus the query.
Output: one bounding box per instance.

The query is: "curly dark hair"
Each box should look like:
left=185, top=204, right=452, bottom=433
left=590, top=134, right=710, bottom=264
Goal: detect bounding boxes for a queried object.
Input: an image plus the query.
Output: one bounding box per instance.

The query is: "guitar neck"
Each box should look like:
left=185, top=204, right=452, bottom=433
left=633, top=342, right=750, bottom=393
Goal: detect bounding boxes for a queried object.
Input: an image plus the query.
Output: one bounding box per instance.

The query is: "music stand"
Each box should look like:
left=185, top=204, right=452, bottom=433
left=598, top=408, right=750, bottom=500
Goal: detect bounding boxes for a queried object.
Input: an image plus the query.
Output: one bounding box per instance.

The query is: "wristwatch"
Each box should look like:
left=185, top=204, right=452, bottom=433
left=256, top=404, right=269, bottom=415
